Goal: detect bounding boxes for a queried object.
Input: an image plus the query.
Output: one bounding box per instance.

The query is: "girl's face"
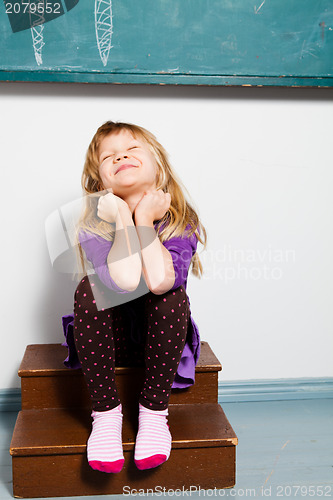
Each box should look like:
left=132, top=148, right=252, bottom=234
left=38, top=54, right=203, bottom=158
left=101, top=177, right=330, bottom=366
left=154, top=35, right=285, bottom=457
left=97, top=129, right=158, bottom=196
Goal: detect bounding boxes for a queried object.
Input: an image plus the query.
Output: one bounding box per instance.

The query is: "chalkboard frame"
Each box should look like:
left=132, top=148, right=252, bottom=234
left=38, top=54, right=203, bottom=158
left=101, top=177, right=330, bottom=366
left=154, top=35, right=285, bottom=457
left=1, top=71, right=333, bottom=87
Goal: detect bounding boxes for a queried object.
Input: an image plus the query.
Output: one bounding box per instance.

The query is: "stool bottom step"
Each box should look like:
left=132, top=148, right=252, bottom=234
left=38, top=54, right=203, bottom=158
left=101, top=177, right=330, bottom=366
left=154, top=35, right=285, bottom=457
left=10, top=404, right=237, bottom=498
left=12, top=447, right=236, bottom=498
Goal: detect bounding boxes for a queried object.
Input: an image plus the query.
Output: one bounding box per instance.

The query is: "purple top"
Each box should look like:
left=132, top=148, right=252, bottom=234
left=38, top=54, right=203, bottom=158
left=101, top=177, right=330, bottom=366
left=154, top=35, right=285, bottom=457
left=62, top=222, right=201, bottom=389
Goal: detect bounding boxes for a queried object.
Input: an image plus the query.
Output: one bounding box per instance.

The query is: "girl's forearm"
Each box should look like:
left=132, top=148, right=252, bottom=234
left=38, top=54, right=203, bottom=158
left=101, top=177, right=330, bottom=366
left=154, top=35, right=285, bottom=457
left=135, top=217, right=175, bottom=294
left=107, top=209, right=142, bottom=292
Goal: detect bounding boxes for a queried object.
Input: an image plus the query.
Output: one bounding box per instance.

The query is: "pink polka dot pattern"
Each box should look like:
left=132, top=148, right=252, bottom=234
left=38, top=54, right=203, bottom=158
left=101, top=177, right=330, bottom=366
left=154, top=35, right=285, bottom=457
left=73, top=276, right=189, bottom=412
left=139, top=285, right=189, bottom=410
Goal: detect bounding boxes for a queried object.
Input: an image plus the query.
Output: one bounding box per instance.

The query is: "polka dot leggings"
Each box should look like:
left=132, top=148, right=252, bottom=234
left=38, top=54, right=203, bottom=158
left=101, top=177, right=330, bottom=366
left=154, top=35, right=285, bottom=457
left=73, top=276, right=190, bottom=412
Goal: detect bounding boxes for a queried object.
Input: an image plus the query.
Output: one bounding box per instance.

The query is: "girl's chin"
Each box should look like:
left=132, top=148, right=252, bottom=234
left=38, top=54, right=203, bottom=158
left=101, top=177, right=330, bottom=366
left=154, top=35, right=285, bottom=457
left=110, top=188, right=140, bottom=199
left=113, top=182, right=154, bottom=194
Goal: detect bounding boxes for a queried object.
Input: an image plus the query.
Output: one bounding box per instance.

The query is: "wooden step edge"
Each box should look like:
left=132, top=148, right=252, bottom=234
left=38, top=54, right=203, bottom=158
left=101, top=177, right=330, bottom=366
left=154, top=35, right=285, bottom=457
left=18, top=341, right=222, bottom=377
left=10, top=437, right=238, bottom=458
left=18, top=366, right=222, bottom=376
left=18, top=365, right=222, bottom=378
left=10, top=404, right=237, bottom=457
left=197, top=341, right=222, bottom=372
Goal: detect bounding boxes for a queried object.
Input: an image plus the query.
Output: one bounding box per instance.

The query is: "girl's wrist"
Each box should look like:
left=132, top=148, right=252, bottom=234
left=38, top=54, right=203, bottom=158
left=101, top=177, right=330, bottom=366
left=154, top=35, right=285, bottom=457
left=116, top=205, right=134, bottom=228
left=134, top=213, right=154, bottom=227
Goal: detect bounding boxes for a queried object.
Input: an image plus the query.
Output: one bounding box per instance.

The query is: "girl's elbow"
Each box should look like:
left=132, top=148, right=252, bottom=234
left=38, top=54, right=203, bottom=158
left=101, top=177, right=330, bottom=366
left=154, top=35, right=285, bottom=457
left=151, top=286, right=169, bottom=295
left=150, top=276, right=176, bottom=295
left=124, top=273, right=142, bottom=292
left=112, top=273, right=141, bottom=293
left=108, top=258, right=142, bottom=292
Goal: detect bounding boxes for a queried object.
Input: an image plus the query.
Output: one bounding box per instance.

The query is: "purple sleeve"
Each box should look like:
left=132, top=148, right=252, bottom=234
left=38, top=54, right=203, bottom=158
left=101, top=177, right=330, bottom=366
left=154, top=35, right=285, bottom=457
left=78, top=230, right=130, bottom=293
left=162, top=225, right=198, bottom=290
left=79, top=224, right=198, bottom=293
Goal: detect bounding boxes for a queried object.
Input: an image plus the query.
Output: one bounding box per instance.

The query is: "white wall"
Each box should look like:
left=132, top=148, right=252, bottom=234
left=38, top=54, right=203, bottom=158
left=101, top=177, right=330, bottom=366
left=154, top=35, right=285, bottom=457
left=0, top=82, right=332, bottom=389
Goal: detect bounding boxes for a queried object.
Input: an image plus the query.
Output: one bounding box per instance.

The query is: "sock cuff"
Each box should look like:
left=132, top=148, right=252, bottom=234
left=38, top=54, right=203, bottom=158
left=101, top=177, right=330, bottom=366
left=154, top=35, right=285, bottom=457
left=92, top=403, right=122, bottom=419
left=139, top=403, right=168, bottom=416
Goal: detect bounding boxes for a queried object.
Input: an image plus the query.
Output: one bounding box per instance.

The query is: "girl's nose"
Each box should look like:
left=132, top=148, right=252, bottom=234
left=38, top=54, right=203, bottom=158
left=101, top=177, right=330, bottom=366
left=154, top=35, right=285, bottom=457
left=115, top=154, right=129, bottom=163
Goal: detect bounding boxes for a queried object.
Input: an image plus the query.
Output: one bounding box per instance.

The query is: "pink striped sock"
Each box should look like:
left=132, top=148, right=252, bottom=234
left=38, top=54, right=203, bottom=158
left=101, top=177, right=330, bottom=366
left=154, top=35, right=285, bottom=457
left=87, top=404, right=125, bottom=473
left=134, top=403, right=172, bottom=470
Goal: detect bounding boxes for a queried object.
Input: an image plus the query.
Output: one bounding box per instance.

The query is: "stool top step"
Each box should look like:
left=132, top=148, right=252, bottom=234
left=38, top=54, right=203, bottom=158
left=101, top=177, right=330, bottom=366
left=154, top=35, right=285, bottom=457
left=10, top=403, right=237, bottom=457
left=18, top=341, right=222, bottom=377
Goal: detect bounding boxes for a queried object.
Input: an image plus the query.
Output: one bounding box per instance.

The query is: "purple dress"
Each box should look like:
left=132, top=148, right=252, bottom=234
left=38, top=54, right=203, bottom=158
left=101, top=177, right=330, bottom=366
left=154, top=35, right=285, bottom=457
left=62, top=222, right=201, bottom=389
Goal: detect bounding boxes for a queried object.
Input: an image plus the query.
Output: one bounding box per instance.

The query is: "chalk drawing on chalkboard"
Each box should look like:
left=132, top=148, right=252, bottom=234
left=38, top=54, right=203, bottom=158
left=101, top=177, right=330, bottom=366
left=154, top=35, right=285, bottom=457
left=29, top=4, right=46, bottom=66
left=299, top=11, right=332, bottom=61
left=31, top=25, right=45, bottom=65
left=254, top=0, right=266, bottom=15
left=95, top=0, right=113, bottom=66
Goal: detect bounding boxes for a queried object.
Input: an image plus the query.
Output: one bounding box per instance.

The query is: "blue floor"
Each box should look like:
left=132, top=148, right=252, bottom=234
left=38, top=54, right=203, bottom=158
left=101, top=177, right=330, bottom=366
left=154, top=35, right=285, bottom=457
left=1, top=399, right=332, bottom=499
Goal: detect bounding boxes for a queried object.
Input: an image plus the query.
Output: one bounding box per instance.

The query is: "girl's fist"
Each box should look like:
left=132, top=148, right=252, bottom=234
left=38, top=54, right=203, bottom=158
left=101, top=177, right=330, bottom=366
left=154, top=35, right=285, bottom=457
left=97, top=190, right=129, bottom=223
left=134, top=189, right=171, bottom=223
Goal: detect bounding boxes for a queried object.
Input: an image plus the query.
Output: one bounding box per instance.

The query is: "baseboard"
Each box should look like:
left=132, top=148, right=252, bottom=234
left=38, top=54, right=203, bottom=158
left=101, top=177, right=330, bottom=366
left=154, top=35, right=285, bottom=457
left=0, top=389, right=21, bottom=412
left=218, top=377, right=333, bottom=403
left=1, top=378, right=333, bottom=412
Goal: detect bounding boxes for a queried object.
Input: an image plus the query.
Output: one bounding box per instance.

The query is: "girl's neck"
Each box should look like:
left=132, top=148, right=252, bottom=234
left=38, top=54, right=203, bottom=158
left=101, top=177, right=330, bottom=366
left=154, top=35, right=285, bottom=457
left=122, top=192, right=145, bottom=216
left=121, top=182, right=157, bottom=216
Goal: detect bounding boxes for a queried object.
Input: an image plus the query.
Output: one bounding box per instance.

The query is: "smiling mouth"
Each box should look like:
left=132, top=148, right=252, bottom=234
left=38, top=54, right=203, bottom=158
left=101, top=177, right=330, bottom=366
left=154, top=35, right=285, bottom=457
left=115, top=164, right=137, bottom=174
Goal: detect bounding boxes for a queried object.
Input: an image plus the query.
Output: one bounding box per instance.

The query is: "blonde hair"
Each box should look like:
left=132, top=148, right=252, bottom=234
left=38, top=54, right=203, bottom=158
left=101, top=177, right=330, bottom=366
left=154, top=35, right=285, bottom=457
left=77, top=121, right=207, bottom=279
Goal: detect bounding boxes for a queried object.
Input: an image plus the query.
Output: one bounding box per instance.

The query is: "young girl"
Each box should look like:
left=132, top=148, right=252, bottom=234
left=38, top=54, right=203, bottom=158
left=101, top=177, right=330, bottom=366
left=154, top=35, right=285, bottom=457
left=62, top=121, right=207, bottom=474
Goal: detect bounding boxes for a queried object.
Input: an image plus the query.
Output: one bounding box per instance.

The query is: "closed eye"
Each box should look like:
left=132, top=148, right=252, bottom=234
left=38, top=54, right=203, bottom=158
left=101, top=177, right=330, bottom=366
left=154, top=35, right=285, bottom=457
left=101, top=154, right=113, bottom=163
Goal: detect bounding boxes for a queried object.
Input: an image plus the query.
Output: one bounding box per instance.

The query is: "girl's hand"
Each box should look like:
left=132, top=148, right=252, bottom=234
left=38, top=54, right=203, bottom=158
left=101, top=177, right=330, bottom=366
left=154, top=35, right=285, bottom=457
left=134, top=189, right=171, bottom=224
left=97, top=189, right=130, bottom=223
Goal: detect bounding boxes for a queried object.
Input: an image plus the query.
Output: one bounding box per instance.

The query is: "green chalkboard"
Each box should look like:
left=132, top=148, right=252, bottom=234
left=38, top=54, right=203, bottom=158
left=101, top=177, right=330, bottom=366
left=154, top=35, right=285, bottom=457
left=0, top=0, right=332, bottom=87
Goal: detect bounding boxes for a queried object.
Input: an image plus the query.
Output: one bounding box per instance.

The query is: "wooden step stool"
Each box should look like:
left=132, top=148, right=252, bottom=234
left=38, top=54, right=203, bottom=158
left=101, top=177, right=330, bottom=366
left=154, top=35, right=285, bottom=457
left=10, top=341, right=238, bottom=498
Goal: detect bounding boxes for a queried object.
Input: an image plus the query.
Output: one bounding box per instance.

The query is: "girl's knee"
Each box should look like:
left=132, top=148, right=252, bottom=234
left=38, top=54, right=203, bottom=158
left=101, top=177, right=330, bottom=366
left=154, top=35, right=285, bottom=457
left=164, top=285, right=187, bottom=303
left=146, top=285, right=189, bottom=314
left=74, top=276, right=97, bottom=312
left=75, top=276, right=91, bottom=296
